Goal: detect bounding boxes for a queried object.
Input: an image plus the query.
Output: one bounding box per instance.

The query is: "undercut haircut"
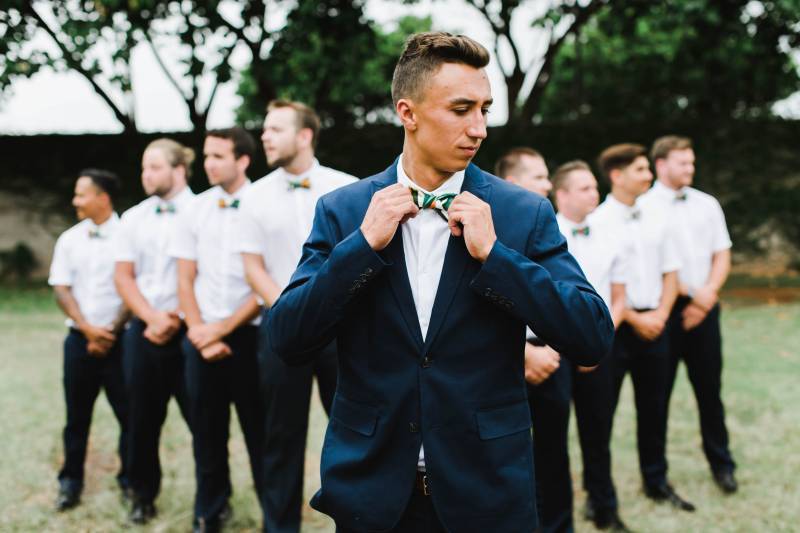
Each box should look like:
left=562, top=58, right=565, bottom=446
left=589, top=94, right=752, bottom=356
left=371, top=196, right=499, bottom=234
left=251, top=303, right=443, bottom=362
left=79, top=168, right=120, bottom=205
left=494, top=147, right=543, bottom=180
left=206, top=126, right=256, bottom=161
left=597, top=143, right=648, bottom=182
left=267, top=100, right=322, bottom=149
left=650, top=135, right=693, bottom=162
left=552, top=160, right=591, bottom=192
left=391, top=32, right=490, bottom=105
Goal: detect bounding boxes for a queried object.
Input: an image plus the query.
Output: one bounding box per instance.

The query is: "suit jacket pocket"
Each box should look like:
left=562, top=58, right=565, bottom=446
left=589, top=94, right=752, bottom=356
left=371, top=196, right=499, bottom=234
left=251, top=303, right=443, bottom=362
left=333, top=395, right=379, bottom=437
left=475, top=400, right=532, bottom=440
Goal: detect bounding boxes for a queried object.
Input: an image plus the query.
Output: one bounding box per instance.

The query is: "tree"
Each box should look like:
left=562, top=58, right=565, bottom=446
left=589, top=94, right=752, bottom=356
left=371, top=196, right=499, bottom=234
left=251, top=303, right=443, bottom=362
left=538, top=0, right=800, bottom=122
left=236, top=2, right=431, bottom=127
left=0, top=1, right=277, bottom=134
left=462, top=0, right=611, bottom=127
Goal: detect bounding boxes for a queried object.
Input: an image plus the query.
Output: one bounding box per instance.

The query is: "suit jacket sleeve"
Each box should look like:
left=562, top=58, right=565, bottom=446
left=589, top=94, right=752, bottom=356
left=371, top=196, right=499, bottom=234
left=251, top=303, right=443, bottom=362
left=469, top=199, right=614, bottom=366
left=267, top=196, right=389, bottom=365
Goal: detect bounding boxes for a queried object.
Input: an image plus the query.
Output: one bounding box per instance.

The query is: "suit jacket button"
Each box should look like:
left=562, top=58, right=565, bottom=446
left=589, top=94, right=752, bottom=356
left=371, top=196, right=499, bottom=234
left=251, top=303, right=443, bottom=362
left=409, top=422, right=419, bottom=433
left=421, top=356, right=432, bottom=368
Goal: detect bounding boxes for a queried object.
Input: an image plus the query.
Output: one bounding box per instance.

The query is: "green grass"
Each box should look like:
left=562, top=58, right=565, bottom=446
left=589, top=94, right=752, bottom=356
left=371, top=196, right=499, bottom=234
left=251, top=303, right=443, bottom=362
left=0, top=288, right=798, bottom=532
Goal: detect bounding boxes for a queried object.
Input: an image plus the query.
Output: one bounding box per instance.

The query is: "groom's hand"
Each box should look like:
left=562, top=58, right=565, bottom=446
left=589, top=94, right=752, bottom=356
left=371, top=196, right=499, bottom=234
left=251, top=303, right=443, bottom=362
left=361, top=184, right=419, bottom=251
left=447, top=192, right=497, bottom=262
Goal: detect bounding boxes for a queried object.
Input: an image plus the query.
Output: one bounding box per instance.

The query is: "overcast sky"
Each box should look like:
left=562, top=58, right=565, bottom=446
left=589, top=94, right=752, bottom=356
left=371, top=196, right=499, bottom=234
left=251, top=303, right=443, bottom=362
left=0, top=1, right=797, bottom=135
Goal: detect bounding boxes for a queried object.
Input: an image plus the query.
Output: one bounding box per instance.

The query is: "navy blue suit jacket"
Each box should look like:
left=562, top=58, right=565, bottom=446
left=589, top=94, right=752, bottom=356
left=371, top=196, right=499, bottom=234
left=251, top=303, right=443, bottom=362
left=268, top=161, right=614, bottom=532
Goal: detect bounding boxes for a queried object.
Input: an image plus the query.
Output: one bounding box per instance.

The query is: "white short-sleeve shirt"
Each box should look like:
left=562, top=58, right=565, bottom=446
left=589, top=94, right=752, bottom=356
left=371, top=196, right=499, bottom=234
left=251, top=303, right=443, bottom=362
left=48, top=214, right=124, bottom=328
left=556, top=213, right=629, bottom=309
left=591, top=194, right=681, bottom=310
left=237, top=159, right=357, bottom=290
left=114, top=187, right=195, bottom=312
left=169, top=181, right=259, bottom=325
left=639, top=180, right=732, bottom=291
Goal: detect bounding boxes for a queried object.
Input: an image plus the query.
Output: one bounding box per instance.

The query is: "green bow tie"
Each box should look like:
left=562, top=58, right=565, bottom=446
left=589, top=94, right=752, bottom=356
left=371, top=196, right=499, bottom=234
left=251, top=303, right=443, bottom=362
left=288, top=177, right=311, bottom=190
left=88, top=228, right=103, bottom=239
left=629, top=208, right=641, bottom=220
left=572, top=226, right=590, bottom=237
left=155, top=203, right=176, bottom=214
left=675, top=191, right=688, bottom=201
left=409, top=188, right=457, bottom=222
left=218, top=198, right=240, bottom=209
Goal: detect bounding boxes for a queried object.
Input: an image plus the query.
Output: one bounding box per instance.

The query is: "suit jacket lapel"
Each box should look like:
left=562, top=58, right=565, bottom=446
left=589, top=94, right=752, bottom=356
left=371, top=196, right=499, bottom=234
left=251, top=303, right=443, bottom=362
left=423, top=164, right=492, bottom=354
left=372, top=162, right=425, bottom=350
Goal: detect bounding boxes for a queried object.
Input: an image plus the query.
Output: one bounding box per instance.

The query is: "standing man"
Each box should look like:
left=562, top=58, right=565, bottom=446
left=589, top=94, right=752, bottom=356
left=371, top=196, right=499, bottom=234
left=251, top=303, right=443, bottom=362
left=592, top=144, right=694, bottom=512
left=501, top=158, right=631, bottom=532
left=238, top=100, right=357, bottom=532
left=267, top=32, right=614, bottom=533
left=640, top=135, right=737, bottom=493
left=48, top=169, right=130, bottom=511
left=494, top=147, right=552, bottom=198
left=114, top=138, right=196, bottom=524
left=171, top=127, right=263, bottom=533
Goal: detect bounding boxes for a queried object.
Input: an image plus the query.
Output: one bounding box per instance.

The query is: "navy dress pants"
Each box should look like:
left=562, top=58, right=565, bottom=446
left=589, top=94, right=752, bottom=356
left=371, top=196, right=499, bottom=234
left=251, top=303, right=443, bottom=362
left=122, top=318, right=192, bottom=503
left=666, top=298, right=735, bottom=474
left=59, top=329, right=129, bottom=493
left=527, top=352, right=617, bottom=533
left=608, top=322, right=670, bottom=489
left=258, top=308, right=337, bottom=532
left=183, top=325, right=263, bottom=521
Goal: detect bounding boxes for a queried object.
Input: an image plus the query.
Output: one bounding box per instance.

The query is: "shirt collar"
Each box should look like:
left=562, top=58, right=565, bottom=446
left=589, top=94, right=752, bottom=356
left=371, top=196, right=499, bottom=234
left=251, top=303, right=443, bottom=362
left=215, top=179, right=251, bottom=201
left=556, top=213, right=589, bottom=232
left=652, top=180, right=689, bottom=201
left=603, top=193, right=641, bottom=220
left=396, top=155, right=465, bottom=197
left=282, top=158, right=320, bottom=183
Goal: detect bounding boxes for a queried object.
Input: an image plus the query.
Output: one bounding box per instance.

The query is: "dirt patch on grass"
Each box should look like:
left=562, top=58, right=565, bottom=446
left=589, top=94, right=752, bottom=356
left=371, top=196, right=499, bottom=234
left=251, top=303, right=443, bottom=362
left=722, top=287, right=800, bottom=305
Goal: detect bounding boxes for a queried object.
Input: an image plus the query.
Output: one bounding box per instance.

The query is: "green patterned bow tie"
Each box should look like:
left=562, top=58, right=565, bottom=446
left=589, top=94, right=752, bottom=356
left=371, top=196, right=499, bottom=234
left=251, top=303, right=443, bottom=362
left=88, top=228, right=103, bottom=239
left=572, top=226, right=590, bottom=237
left=675, top=191, right=688, bottom=201
left=288, top=177, right=311, bottom=190
left=409, top=188, right=457, bottom=222
left=218, top=198, right=240, bottom=209
left=629, top=208, right=641, bottom=221
left=155, top=203, right=176, bottom=214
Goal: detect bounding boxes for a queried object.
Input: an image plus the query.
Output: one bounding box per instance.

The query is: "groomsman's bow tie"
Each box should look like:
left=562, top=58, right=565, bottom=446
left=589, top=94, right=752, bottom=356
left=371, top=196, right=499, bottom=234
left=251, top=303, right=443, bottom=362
left=288, top=177, right=311, bottom=190
left=675, top=191, right=688, bottom=201
left=409, top=186, right=457, bottom=222
left=218, top=198, right=240, bottom=209
left=88, top=228, right=103, bottom=239
left=572, top=226, right=590, bottom=237
left=629, top=208, right=642, bottom=220
left=155, top=202, right=176, bottom=214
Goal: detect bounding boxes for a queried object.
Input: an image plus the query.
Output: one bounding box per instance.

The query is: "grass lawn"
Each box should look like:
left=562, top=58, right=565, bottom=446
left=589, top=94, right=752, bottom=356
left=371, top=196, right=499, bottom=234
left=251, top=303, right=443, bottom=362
left=0, top=286, right=797, bottom=532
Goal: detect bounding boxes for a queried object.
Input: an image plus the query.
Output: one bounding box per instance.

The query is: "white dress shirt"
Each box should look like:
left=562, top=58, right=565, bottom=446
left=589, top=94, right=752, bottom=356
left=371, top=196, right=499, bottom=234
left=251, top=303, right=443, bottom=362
left=396, top=157, right=465, bottom=471
left=591, top=194, right=681, bottom=310
left=237, top=159, right=357, bottom=290
left=115, top=187, right=195, bottom=312
left=639, top=180, right=732, bottom=291
left=556, top=213, right=629, bottom=309
left=49, top=214, right=123, bottom=328
left=169, top=181, right=259, bottom=325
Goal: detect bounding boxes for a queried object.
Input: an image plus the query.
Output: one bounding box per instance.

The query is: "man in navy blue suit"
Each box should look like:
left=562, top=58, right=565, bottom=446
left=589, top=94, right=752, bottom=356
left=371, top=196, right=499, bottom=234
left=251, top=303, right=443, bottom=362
left=267, top=32, right=614, bottom=533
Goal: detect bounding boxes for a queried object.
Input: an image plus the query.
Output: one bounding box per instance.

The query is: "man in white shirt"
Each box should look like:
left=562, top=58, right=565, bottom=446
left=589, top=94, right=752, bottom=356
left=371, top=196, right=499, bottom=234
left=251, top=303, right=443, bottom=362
left=593, top=143, right=695, bottom=512
left=114, top=138, right=196, bottom=524
left=238, top=100, right=357, bottom=532
left=494, top=147, right=552, bottom=198
left=641, top=135, right=737, bottom=494
left=502, top=158, right=630, bottom=532
left=171, top=127, right=263, bottom=533
left=48, top=169, right=130, bottom=512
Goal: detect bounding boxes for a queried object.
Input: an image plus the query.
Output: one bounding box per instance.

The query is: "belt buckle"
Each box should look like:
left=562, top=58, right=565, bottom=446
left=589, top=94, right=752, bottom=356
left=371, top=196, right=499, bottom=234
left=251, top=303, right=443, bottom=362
left=422, top=474, right=430, bottom=496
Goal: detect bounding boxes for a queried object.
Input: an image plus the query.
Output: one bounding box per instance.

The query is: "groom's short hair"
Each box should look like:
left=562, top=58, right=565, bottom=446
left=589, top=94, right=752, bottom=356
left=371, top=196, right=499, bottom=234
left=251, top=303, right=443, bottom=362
left=391, top=32, right=490, bottom=105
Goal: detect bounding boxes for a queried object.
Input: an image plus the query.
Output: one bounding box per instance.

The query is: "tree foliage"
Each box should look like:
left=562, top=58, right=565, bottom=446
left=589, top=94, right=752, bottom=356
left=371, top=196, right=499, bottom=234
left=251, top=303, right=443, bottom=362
left=538, top=0, right=800, bottom=122
left=236, top=3, right=431, bottom=128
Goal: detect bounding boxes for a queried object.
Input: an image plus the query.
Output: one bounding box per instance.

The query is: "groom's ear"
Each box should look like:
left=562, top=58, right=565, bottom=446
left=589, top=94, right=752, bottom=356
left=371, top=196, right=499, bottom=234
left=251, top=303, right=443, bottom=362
left=396, top=98, right=418, bottom=132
